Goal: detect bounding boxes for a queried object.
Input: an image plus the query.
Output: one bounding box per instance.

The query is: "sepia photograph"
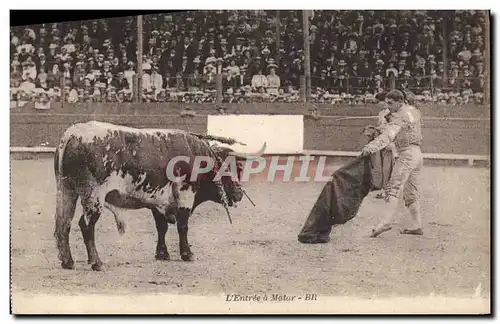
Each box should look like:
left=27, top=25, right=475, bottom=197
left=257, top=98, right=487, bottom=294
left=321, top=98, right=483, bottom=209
left=8, top=7, right=492, bottom=315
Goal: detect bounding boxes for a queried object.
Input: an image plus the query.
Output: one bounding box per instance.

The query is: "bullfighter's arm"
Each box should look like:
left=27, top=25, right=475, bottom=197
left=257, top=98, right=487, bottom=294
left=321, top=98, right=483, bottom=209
left=361, top=123, right=402, bottom=156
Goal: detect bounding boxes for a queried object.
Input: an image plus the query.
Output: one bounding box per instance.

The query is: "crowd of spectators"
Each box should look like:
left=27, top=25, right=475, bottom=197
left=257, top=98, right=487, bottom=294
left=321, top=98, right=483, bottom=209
left=10, top=10, right=487, bottom=107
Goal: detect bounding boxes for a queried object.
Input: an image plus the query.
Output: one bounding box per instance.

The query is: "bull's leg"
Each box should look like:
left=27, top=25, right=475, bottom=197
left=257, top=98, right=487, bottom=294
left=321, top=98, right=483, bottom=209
left=152, top=209, right=170, bottom=260
left=79, top=195, right=104, bottom=271
left=177, top=207, right=193, bottom=261
left=78, top=216, right=93, bottom=265
left=54, top=179, right=78, bottom=270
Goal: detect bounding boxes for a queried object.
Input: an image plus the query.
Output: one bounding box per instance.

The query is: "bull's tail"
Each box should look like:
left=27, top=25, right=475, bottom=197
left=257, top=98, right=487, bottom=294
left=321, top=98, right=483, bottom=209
left=54, top=132, right=72, bottom=179
left=53, top=133, right=78, bottom=263
left=104, top=203, right=127, bottom=235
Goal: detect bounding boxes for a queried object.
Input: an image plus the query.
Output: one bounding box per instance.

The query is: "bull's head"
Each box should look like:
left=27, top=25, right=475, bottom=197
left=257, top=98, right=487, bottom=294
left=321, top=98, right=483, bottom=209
left=210, top=142, right=267, bottom=207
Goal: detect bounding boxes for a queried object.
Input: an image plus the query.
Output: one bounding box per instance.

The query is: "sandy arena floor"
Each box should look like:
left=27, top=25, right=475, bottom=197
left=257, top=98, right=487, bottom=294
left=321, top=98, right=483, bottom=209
left=10, top=158, right=491, bottom=308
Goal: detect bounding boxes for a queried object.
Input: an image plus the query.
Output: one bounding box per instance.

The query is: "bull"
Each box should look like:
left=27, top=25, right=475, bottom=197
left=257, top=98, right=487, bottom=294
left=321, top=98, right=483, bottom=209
left=53, top=121, right=265, bottom=271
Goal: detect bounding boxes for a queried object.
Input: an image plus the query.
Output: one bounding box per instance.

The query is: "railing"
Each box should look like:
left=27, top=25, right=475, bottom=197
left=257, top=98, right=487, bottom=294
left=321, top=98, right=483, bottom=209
left=10, top=73, right=487, bottom=108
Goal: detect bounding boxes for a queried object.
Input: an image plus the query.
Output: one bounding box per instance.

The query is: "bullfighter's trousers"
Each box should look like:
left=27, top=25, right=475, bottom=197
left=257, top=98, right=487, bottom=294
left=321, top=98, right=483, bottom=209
left=385, top=144, right=423, bottom=207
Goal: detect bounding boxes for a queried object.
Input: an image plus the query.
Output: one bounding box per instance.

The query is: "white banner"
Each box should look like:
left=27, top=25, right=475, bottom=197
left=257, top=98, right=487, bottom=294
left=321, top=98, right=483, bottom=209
left=207, top=115, right=304, bottom=154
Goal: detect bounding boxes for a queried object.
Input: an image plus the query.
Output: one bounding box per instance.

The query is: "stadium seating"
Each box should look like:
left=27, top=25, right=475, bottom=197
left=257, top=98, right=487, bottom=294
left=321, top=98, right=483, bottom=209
left=10, top=10, right=487, bottom=105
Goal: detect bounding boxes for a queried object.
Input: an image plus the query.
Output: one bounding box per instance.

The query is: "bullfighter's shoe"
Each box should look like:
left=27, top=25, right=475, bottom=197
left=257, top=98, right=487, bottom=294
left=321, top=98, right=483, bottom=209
left=400, top=228, right=423, bottom=235
left=369, top=225, right=392, bottom=238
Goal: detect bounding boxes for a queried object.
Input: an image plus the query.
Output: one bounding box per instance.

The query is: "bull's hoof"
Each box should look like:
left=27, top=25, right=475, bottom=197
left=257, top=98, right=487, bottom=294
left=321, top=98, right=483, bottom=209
left=181, top=252, right=193, bottom=262
left=297, top=234, right=330, bottom=244
left=61, top=261, right=75, bottom=269
left=155, top=251, right=170, bottom=261
left=91, top=263, right=104, bottom=271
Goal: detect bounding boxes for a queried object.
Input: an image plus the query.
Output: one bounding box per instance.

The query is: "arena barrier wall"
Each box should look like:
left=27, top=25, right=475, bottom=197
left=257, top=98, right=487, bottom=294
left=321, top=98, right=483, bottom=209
left=10, top=112, right=490, bottom=168
left=303, top=115, right=490, bottom=155
left=10, top=102, right=490, bottom=119
left=10, top=113, right=208, bottom=148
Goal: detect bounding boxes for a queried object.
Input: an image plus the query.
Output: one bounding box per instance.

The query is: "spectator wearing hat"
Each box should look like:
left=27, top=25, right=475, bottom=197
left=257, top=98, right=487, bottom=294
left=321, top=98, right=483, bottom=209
left=80, top=89, right=92, bottom=103
left=178, top=56, right=189, bottom=76
left=247, top=55, right=262, bottom=77
left=35, top=67, right=48, bottom=89
left=22, top=57, right=37, bottom=81
left=436, top=61, right=445, bottom=77
left=11, top=53, right=22, bottom=75
left=397, top=70, right=412, bottom=90
left=458, top=45, right=472, bottom=65
left=10, top=29, right=19, bottom=51
left=106, top=87, right=118, bottom=103
left=385, top=61, right=398, bottom=86
left=59, top=46, right=71, bottom=63
left=261, top=47, right=272, bottom=65
left=412, top=59, right=425, bottom=77
left=35, top=52, right=49, bottom=74
left=204, top=48, right=217, bottom=66
left=106, top=49, right=116, bottom=65
left=337, top=59, right=349, bottom=77
left=17, top=37, right=35, bottom=58
left=226, top=59, right=240, bottom=78
left=215, top=57, right=224, bottom=74
left=470, top=48, right=483, bottom=67
left=221, top=67, right=233, bottom=91
left=218, top=38, right=230, bottom=59
left=148, top=65, right=163, bottom=93
left=471, top=73, right=484, bottom=95
left=47, top=63, right=62, bottom=88
left=251, top=69, right=268, bottom=93
left=349, top=62, right=363, bottom=92
left=410, top=75, right=427, bottom=94
left=72, top=64, right=87, bottom=89
left=115, top=71, right=129, bottom=91
left=203, top=61, right=217, bottom=90
left=192, top=56, right=202, bottom=74
left=84, top=60, right=96, bottom=79
left=110, top=57, right=121, bottom=74
left=398, top=31, right=413, bottom=53
left=186, top=63, right=202, bottom=90
left=461, top=66, right=472, bottom=89
left=91, top=83, right=102, bottom=101
left=311, top=69, right=331, bottom=90
left=328, top=70, right=340, bottom=94
left=60, top=61, right=71, bottom=80
left=62, top=34, right=76, bottom=54
left=232, top=66, right=247, bottom=88
left=430, top=69, right=443, bottom=91
left=266, top=64, right=280, bottom=95
left=101, top=71, right=116, bottom=90
left=370, top=56, right=383, bottom=75
left=289, top=58, right=302, bottom=88
left=474, top=60, right=484, bottom=78
left=117, top=55, right=128, bottom=72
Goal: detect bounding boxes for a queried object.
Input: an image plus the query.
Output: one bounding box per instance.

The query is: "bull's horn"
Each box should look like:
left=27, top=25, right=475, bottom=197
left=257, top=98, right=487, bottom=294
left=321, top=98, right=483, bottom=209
left=229, top=142, right=267, bottom=159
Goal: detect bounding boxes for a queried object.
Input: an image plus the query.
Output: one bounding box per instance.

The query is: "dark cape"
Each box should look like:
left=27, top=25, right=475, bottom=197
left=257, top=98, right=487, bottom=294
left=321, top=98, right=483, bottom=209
left=297, top=147, right=394, bottom=244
